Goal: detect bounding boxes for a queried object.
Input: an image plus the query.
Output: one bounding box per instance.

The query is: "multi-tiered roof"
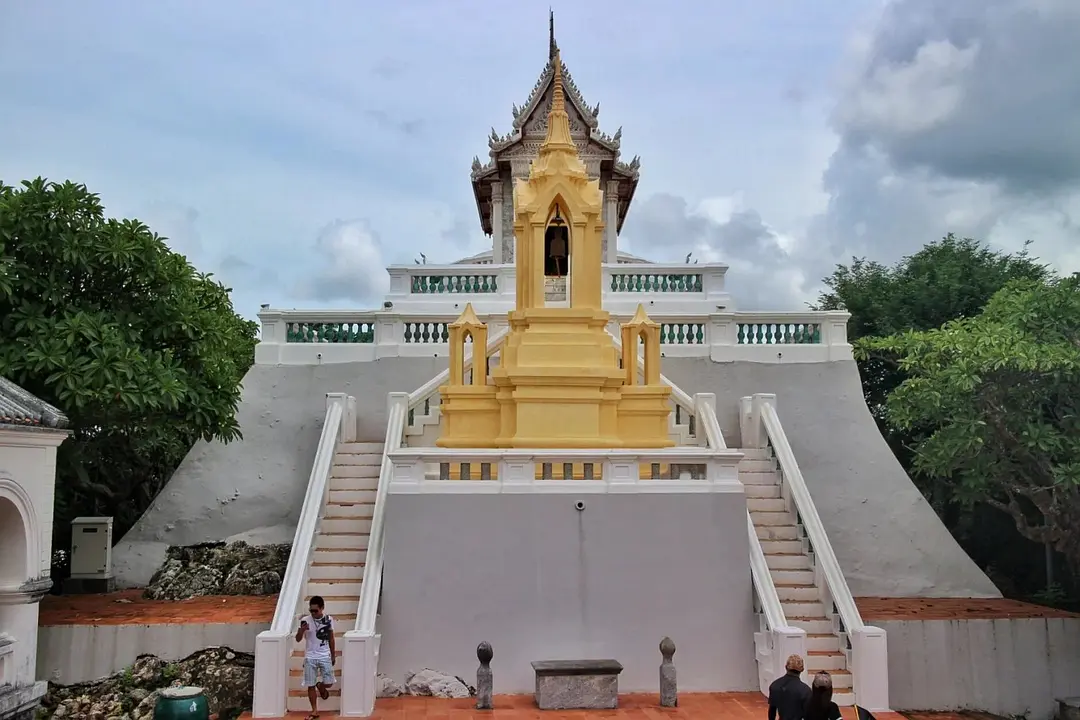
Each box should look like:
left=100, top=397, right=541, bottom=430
left=469, top=13, right=641, bottom=238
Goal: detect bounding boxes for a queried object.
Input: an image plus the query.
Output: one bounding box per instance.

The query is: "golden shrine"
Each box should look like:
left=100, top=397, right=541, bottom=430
left=437, top=52, right=672, bottom=449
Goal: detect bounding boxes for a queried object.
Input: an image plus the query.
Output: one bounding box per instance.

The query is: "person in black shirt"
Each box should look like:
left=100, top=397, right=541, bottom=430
left=804, top=671, right=843, bottom=720
left=767, top=654, right=810, bottom=720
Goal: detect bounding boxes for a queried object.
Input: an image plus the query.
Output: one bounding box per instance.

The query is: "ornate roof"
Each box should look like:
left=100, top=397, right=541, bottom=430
left=470, top=13, right=641, bottom=236
left=0, top=376, right=69, bottom=429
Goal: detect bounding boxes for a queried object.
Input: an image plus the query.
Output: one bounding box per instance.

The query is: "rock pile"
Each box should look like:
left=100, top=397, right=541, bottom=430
left=144, top=541, right=290, bottom=600
left=41, top=648, right=254, bottom=720
left=374, top=669, right=474, bottom=699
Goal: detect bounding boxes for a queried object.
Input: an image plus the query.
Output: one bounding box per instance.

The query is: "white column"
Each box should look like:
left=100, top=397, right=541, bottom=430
left=490, top=180, right=504, bottom=264
left=605, top=181, right=619, bottom=264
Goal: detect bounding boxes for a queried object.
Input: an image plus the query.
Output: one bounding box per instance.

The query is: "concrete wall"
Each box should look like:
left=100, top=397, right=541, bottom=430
left=37, top=621, right=268, bottom=684
left=881, top=617, right=1080, bottom=719
left=112, top=358, right=448, bottom=587
left=661, top=358, right=1000, bottom=599
left=115, top=355, right=1000, bottom=601
left=378, top=491, right=758, bottom=693
left=0, top=427, right=65, bottom=693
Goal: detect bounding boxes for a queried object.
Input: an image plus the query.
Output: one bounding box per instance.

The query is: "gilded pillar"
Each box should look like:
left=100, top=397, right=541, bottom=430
left=605, top=180, right=620, bottom=264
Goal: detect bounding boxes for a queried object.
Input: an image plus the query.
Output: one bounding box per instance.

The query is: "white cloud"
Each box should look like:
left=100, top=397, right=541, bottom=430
left=297, top=220, right=390, bottom=305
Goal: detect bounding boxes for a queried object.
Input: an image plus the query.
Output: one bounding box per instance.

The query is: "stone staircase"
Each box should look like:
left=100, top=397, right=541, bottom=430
left=286, top=441, right=383, bottom=714
left=742, top=447, right=855, bottom=705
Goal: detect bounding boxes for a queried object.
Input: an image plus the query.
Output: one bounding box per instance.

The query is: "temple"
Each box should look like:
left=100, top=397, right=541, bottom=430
left=14, top=14, right=1078, bottom=720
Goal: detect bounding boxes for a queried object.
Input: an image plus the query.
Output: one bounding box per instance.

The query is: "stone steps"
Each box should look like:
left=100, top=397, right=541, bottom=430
left=739, top=451, right=855, bottom=700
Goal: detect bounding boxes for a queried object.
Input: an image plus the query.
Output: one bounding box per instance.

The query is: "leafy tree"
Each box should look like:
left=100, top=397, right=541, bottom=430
left=856, top=275, right=1080, bottom=584
left=812, top=235, right=1052, bottom=509
left=0, top=178, right=257, bottom=574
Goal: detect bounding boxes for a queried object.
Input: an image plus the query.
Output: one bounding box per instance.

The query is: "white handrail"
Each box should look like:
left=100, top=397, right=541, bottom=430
left=354, top=393, right=408, bottom=634
left=695, top=396, right=727, bottom=450
left=269, top=398, right=344, bottom=632
left=759, top=402, right=865, bottom=633
left=747, top=510, right=788, bottom=630
left=406, top=326, right=509, bottom=407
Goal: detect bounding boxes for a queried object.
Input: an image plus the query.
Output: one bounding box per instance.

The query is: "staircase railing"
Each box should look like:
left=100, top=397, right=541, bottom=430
left=252, top=392, right=354, bottom=718
left=744, top=393, right=889, bottom=710
left=747, top=510, right=807, bottom=693
left=340, top=392, right=409, bottom=717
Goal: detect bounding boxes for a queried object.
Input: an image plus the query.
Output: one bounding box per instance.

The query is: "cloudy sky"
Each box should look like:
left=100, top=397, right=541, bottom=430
left=2, top=0, right=1079, bottom=316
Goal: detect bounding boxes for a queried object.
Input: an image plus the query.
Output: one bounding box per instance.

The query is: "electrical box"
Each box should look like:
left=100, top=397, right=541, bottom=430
left=70, top=517, right=113, bottom=579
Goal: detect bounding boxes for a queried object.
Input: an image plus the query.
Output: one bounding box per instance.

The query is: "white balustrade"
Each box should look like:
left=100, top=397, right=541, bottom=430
left=742, top=393, right=890, bottom=711
left=252, top=393, right=351, bottom=718
left=340, top=392, right=409, bottom=717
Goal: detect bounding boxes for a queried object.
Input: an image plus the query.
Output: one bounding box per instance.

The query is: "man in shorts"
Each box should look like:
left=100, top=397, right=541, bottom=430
left=295, top=595, right=335, bottom=719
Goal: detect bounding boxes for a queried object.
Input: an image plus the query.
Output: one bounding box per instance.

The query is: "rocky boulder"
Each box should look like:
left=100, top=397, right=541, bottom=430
left=41, top=647, right=254, bottom=720
left=144, top=541, right=290, bottom=600
left=402, top=668, right=474, bottom=699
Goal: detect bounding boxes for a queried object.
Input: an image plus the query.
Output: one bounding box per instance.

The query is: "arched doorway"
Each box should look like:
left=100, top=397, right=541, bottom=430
left=544, top=201, right=570, bottom=304
left=0, top=480, right=36, bottom=589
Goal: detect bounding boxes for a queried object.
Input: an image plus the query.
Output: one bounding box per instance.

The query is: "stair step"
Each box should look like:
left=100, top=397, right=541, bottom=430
left=334, top=454, right=382, bottom=468
left=775, top=585, right=819, bottom=602
left=827, top=671, right=852, bottom=690
left=316, top=596, right=360, bottom=615
left=806, top=650, right=847, bottom=672
left=287, top=695, right=340, bottom=713
left=790, top=618, right=833, bottom=635
left=315, top=533, right=370, bottom=550
left=332, top=463, right=381, bottom=478
left=806, top=633, right=841, bottom=652
left=739, top=459, right=776, bottom=473
left=324, top=502, right=375, bottom=519
left=740, top=471, right=778, bottom=486
left=747, top=498, right=787, bottom=512
left=834, top=692, right=855, bottom=706
left=760, top=539, right=803, bottom=554
left=782, top=600, right=827, bottom=618
left=736, top=447, right=772, bottom=460
left=328, top=489, right=377, bottom=504
left=309, top=562, right=365, bottom=580
left=329, top=476, right=379, bottom=493
left=306, top=579, right=363, bottom=595
left=770, top=569, right=814, bottom=586
left=756, top=525, right=799, bottom=541
left=765, top=553, right=811, bottom=570
left=338, top=442, right=385, bottom=454
left=749, top=511, right=792, bottom=527
left=313, top=547, right=367, bottom=564
left=743, top=484, right=781, bottom=499
left=321, top=517, right=372, bottom=534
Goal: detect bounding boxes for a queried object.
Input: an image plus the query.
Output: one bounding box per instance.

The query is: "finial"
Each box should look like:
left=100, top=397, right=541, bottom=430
left=549, top=9, right=558, bottom=61
left=476, top=641, right=493, bottom=710
left=551, top=49, right=566, bottom=115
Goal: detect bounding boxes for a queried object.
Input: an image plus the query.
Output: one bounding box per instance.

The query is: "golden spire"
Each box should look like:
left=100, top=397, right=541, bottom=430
left=539, top=49, right=576, bottom=154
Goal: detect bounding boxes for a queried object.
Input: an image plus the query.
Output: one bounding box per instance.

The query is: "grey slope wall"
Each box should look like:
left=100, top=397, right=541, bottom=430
left=661, top=357, right=1001, bottom=599
left=111, top=358, right=447, bottom=588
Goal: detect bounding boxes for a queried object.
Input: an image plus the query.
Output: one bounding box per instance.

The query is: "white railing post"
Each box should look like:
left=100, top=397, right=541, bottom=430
left=851, top=627, right=890, bottom=710
left=499, top=457, right=534, bottom=491
left=327, top=393, right=347, bottom=444
left=340, top=634, right=379, bottom=716
left=773, top=629, right=809, bottom=685
left=252, top=632, right=289, bottom=718
left=255, top=308, right=287, bottom=365
left=604, top=456, right=640, bottom=492
left=702, top=264, right=729, bottom=302
left=747, top=393, right=775, bottom=449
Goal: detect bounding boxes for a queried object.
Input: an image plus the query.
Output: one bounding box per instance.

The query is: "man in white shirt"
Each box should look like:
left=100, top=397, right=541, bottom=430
left=295, top=595, right=336, bottom=719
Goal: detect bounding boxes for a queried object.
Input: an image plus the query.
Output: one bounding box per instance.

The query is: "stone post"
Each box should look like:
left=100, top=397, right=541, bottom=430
left=490, top=181, right=504, bottom=264
left=659, top=636, right=677, bottom=707
left=605, top=181, right=619, bottom=263
left=476, top=641, right=493, bottom=710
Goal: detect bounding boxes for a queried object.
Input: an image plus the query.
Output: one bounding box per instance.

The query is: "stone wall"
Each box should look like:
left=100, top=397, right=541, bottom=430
left=143, top=542, right=289, bottom=600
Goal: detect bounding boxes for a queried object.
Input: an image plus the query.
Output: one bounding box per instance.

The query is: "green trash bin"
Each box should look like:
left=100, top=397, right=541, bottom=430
left=153, top=686, right=210, bottom=720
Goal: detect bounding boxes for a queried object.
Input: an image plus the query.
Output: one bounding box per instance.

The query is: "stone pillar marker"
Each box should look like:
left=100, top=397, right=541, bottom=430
left=476, top=641, right=494, bottom=710
left=659, top=636, right=677, bottom=707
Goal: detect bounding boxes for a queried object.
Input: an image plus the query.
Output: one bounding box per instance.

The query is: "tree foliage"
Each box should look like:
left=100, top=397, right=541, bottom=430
left=856, top=275, right=1080, bottom=583
left=0, top=178, right=257, bottom=571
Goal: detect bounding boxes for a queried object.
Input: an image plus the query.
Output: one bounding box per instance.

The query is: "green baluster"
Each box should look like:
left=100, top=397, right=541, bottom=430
left=694, top=324, right=704, bottom=344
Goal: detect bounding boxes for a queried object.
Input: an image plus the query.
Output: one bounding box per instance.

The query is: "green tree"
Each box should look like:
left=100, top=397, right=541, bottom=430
left=856, top=275, right=1080, bottom=584
left=0, top=178, right=257, bottom=572
left=812, top=235, right=1052, bottom=508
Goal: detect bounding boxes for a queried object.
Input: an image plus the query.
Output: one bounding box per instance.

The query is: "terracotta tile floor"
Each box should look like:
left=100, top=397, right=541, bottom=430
left=39, top=589, right=277, bottom=626
left=254, top=694, right=908, bottom=720
left=855, top=596, right=1079, bottom=621
left=41, top=591, right=1076, bottom=627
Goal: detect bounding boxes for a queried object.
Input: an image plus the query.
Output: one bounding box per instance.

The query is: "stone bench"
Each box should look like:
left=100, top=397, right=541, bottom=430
left=531, top=659, right=623, bottom=710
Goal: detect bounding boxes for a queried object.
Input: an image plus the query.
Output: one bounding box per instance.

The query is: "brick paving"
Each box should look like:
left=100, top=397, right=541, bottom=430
left=40, top=591, right=1076, bottom=626
left=38, top=589, right=277, bottom=625
left=247, top=694, right=909, bottom=720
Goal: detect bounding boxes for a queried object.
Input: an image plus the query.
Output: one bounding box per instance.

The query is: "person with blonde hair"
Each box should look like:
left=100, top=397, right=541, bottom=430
left=804, top=671, right=842, bottom=720
left=767, top=654, right=810, bottom=720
